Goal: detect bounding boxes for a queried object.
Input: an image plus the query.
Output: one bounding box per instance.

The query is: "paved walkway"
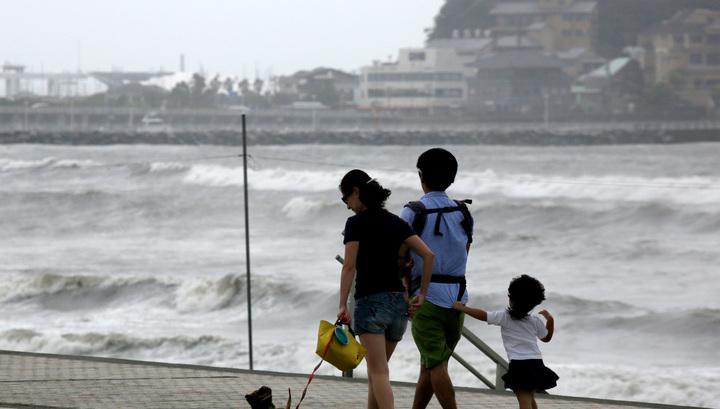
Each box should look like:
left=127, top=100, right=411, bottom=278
left=0, top=350, right=698, bottom=409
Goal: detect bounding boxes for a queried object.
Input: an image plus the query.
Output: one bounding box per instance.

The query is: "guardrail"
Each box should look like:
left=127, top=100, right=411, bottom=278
left=452, top=326, right=508, bottom=391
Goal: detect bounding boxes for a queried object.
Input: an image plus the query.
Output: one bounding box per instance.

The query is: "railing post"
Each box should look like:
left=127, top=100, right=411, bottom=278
left=495, top=363, right=507, bottom=391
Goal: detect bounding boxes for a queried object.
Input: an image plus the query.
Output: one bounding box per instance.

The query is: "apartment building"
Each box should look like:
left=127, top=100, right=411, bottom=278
left=639, top=9, right=720, bottom=110
left=355, top=46, right=478, bottom=111
left=490, top=0, right=598, bottom=53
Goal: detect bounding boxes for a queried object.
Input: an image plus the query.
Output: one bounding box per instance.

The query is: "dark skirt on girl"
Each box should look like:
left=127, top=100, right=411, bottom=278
left=502, top=359, right=559, bottom=391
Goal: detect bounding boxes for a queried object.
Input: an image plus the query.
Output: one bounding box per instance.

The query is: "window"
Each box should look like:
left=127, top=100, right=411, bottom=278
left=691, top=34, right=703, bottom=43
left=708, top=34, right=720, bottom=44
left=367, top=72, right=462, bottom=82
left=434, top=88, right=463, bottom=98
left=408, top=52, right=426, bottom=62
left=690, top=54, right=703, bottom=65
left=368, top=89, right=385, bottom=97
left=708, top=54, right=720, bottom=65
left=694, top=79, right=704, bottom=89
left=673, top=35, right=684, bottom=45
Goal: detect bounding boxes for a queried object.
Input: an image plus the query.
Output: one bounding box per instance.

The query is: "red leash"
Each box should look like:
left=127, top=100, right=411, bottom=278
left=294, top=321, right=341, bottom=409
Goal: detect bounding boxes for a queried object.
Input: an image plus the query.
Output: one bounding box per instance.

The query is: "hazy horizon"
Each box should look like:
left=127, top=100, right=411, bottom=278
left=0, top=0, right=443, bottom=78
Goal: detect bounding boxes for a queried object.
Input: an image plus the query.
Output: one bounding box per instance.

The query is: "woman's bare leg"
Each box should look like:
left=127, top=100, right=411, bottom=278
left=361, top=333, right=395, bottom=409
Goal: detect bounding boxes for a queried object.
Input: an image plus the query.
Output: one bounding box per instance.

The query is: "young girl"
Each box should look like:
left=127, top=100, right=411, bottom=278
left=453, top=274, right=558, bottom=409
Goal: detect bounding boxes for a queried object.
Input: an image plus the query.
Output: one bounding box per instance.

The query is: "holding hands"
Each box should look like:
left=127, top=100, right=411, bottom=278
left=408, top=293, right=425, bottom=317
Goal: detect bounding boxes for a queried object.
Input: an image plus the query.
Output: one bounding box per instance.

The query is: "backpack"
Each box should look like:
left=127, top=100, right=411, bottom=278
left=404, top=199, right=473, bottom=243
left=403, top=199, right=473, bottom=301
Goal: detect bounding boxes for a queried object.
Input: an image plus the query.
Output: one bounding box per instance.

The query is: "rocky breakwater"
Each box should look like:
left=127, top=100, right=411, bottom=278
left=1, top=126, right=719, bottom=145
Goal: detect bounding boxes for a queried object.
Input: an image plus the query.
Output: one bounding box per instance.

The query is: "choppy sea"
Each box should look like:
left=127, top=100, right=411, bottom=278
left=0, top=142, right=718, bottom=407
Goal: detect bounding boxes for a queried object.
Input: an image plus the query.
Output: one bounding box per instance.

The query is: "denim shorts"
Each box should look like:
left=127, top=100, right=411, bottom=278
left=353, top=292, right=408, bottom=342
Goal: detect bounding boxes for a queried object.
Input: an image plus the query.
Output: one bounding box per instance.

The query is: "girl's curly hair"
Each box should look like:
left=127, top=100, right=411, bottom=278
left=507, top=274, right=546, bottom=320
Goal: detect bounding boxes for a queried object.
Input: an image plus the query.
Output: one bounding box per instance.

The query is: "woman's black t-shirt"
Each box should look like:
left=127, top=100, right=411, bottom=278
left=343, top=208, right=414, bottom=298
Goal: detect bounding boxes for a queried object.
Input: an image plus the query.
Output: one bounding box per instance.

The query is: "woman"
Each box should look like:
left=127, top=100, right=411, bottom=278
left=338, top=169, right=434, bottom=409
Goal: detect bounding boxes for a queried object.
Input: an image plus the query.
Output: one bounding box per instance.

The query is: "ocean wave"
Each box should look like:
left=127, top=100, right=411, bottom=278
left=550, top=363, right=720, bottom=407
left=149, top=161, right=192, bottom=173
left=178, top=165, right=720, bottom=205
left=281, top=196, right=337, bottom=220
left=453, top=171, right=720, bottom=206
left=562, top=307, right=720, bottom=340
left=0, top=329, right=240, bottom=360
left=471, top=200, right=720, bottom=237
left=0, top=273, right=171, bottom=310
left=126, top=161, right=192, bottom=176
left=0, top=157, right=101, bottom=171
left=466, top=291, right=636, bottom=316
left=0, top=272, right=334, bottom=316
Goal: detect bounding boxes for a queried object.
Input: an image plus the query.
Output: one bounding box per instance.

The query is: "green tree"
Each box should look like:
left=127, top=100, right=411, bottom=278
left=190, top=73, right=208, bottom=107
left=223, top=77, right=236, bottom=95
left=253, top=78, right=264, bottom=95
left=239, top=79, right=251, bottom=96
left=426, top=0, right=495, bottom=40
left=668, top=69, right=688, bottom=92
left=169, top=81, right=191, bottom=108
left=641, top=83, right=690, bottom=115
left=596, top=0, right=720, bottom=56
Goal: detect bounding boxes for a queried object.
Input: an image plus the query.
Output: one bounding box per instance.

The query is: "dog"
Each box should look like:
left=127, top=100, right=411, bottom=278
left=245, top=386, right=291, bottom=409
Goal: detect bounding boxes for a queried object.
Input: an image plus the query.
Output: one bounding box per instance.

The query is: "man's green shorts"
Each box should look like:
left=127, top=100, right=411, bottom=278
left=411, top=301, right=465, bottom=369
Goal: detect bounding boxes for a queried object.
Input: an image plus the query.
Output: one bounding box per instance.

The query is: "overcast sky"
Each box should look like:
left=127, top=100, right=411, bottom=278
left=1, top=0, right=443, bottom=78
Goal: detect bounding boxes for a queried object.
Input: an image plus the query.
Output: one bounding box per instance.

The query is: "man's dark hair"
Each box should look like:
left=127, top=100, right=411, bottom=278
left=416, top=148, right=458, bottom=191
left=507, top=274, right=546, bottom=320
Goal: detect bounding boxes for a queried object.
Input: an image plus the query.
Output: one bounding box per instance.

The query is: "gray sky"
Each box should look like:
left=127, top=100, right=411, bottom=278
left=1, top=0, right=443, bottom=77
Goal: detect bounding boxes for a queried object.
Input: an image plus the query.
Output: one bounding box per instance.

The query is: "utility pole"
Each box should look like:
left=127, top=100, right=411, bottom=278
left=543, top=91, right=550, bottom=128
left=241, top=114, right=254, bottom=371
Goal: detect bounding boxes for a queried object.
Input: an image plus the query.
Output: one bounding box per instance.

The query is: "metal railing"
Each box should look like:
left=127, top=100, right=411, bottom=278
left=452, top=326, right=508, bottom=391
left=334, top=255, right=509, bottom=390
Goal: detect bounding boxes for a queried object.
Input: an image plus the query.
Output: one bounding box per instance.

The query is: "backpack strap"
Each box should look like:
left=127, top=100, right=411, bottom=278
left=404, top=201, right=427, bottom=236
left=404, top=199, right=473, bottom=240
left=409, top=274, right=467, bottom=302
left=454, top=199, right=474, bottom=244
left=404, top=199, right=474, bottom=302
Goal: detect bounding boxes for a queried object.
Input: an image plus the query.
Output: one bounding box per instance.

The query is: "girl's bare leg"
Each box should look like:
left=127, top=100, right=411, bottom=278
left=514, top=389, right=534, bottom=409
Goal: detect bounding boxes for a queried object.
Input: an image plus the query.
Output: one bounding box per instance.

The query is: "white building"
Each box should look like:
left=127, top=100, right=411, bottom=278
left=0, top=64, right=108, bottom=99
left=356, top=46, right=483, bottom=111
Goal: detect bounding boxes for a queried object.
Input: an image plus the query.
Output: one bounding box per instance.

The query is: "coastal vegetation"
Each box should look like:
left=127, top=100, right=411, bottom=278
left=427, top=0, right=720, bottom=55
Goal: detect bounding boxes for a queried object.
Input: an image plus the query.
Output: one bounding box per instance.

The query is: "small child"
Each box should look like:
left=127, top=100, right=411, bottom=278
left=453, top=274, right=558, bottom=409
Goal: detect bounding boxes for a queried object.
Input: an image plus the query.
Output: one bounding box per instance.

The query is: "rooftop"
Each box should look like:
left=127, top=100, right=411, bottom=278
left=472, top=49, right=566, bottom=70
left=490, top=1, right=597, bottom=16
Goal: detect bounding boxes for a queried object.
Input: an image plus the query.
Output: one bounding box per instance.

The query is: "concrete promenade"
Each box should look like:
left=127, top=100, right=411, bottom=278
left=0, top=350, right=700, bottom=409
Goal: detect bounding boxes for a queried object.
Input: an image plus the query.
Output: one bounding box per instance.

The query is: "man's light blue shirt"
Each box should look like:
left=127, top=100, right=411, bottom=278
left=400, top=191, right=471, bottom=308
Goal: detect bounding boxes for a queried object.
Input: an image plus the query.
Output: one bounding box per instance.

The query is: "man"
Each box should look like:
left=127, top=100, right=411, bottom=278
left=402, top=148, right=473, bottom=409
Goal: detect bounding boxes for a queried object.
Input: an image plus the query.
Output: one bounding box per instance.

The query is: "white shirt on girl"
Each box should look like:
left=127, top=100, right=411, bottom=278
left=487, top=309, right=548, bottom=361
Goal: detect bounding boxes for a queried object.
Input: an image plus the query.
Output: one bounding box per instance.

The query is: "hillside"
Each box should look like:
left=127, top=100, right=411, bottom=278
left=427, top=0, right=720, bottom=55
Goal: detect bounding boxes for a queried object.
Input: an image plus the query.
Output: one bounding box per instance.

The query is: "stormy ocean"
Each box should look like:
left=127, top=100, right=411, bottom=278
left=0, top=142, right=718, bottom=407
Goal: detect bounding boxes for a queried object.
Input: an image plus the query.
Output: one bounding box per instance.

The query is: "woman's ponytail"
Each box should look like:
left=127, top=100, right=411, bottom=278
left=340, top=169, right=391, bottom=209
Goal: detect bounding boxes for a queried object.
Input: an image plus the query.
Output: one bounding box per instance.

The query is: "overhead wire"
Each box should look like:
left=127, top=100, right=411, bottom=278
left=64, top=150, right=718, bottom=191
left=246, top=153, right=720, bottom=191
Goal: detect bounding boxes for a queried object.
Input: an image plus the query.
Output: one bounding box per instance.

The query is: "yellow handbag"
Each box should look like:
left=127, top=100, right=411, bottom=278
left=315, top=320, right=367, bottom=371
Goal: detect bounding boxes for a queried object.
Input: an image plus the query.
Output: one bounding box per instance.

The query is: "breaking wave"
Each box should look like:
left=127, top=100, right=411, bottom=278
left=0, top=272, right=334, bottom=316
left=0, top=157, right=103, bottom=171
left=0, top=329, right=244, bottom=364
